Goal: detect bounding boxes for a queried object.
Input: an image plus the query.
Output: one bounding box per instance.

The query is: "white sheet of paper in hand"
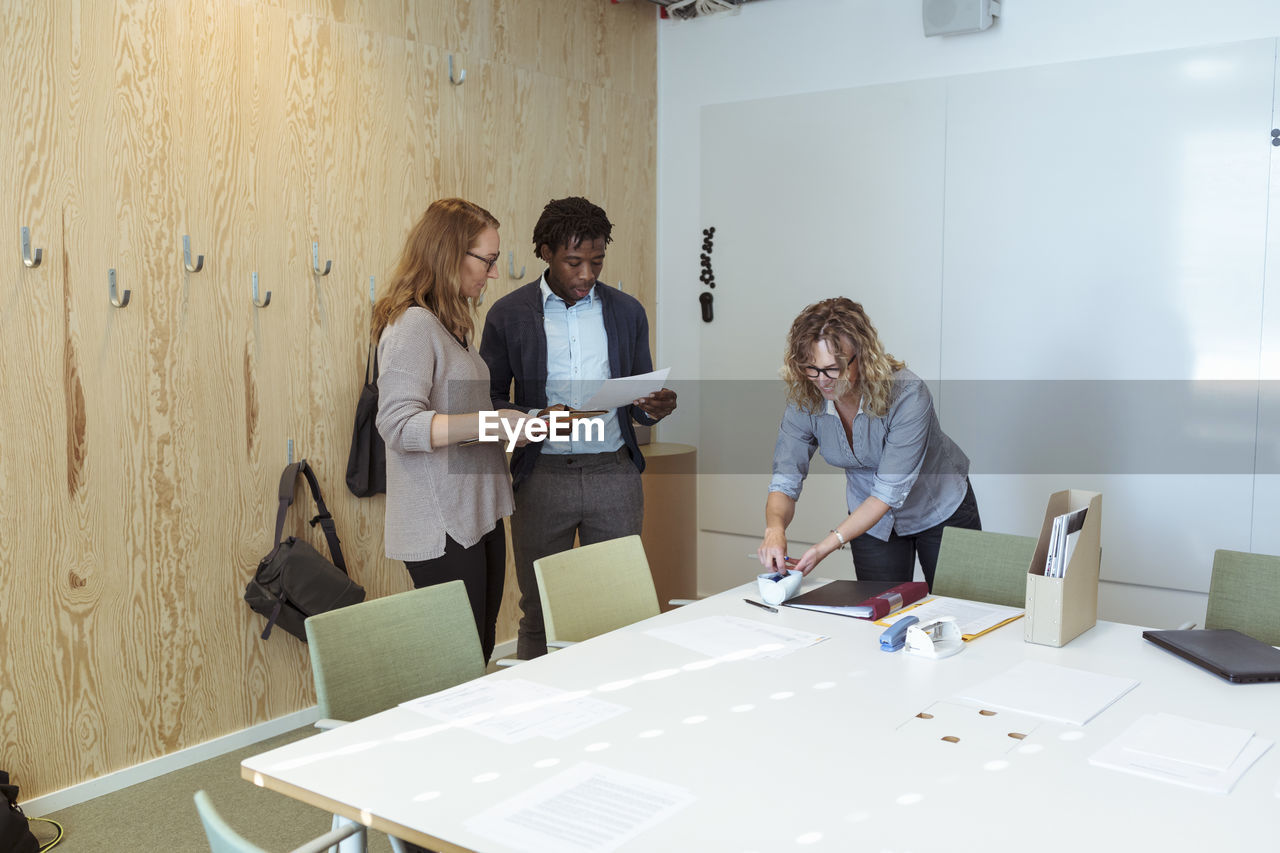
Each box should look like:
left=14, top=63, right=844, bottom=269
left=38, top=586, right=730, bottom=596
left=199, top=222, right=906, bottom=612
left=583, top=367, right=670, bottom=411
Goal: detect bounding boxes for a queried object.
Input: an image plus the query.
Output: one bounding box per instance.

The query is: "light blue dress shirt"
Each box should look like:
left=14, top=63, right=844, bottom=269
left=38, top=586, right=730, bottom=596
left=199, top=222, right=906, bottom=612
left=768, top=369, right=970, bottom=540
left=540, top=278, right=623, bottom=454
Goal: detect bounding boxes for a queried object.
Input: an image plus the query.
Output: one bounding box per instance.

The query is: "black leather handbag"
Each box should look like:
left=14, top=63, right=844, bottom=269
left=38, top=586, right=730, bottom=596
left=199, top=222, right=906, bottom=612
left=1, top=771, right=39, bottom=853
left=245, top=460, right=365, bottom=641
left=345, top=344, right=386, bottom=497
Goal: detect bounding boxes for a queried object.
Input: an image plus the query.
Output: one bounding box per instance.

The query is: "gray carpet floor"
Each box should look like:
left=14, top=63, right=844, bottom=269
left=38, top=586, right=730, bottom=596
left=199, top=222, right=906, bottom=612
left=39, top=725, right=399, bottom=852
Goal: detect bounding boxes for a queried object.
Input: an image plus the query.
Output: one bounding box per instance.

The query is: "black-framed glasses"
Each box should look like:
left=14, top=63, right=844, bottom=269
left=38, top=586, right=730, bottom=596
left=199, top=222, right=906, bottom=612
left=466, top=251, right=499, bottom=273
left=801, top=355, right=855, bottom=380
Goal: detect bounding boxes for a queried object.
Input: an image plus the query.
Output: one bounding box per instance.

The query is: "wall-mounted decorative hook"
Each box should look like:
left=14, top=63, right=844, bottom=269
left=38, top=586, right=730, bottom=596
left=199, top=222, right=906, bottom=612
left=182, top=234, right=204, bottom=273
left=369, top=275, right=377, bottom=306
left=508, top=252, right=525, bottom=279
left=108, top=269, right=131, bottom=308
left=312, top=241, right=332, bottom=277
left=251, top=272, right=271, bottom=308
left=21, top=227, right=42, bottom=268
left=699, top=291, right=714, bottom=323
left=448, top=55, right=466, bottom=85
left=287, top=438, right=294, bottom=465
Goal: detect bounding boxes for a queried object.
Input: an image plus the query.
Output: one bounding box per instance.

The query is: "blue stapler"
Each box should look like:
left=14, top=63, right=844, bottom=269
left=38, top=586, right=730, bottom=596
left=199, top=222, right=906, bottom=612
left=879, top=615, right=919, bottom=652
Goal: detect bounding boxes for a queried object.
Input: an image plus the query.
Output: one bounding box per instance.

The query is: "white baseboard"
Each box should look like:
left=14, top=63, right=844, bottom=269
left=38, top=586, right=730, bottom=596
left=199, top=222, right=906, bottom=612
left=23, top=706, right=320, bottom=816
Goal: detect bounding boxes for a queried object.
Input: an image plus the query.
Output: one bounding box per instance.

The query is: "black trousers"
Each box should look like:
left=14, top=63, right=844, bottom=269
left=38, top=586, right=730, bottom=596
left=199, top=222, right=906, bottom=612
left=403, top=519, right=505, bottom=663
left=848, top=480, right=981, bottom=589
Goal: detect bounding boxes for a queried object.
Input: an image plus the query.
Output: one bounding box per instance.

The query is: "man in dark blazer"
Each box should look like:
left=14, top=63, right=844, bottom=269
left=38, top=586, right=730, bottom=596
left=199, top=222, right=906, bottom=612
left=481, top=197, right=677, bottom=659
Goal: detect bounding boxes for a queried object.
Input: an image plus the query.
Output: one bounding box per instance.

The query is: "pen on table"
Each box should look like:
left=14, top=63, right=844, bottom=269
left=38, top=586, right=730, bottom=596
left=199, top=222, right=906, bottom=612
left=743, top=598, right=778, bottom=614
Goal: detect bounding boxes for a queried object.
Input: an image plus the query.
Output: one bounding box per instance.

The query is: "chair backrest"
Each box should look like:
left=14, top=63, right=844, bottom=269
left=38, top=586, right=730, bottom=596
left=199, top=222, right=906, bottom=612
left=1206, top=549, right=1280, bottom=645
left=194, top=790, right=266, bottom=853
left=534, top=535, right=661, bottom=644
left=304, top=581, right=486, bottom=722
left=931, top=527, right=1037, bottom=608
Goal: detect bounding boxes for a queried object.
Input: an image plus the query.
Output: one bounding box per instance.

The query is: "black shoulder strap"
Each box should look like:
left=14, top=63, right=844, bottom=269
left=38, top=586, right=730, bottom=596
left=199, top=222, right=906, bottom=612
left=365, top=342, right=379, bottom=385
left=273, top=460, right=348, bottom=574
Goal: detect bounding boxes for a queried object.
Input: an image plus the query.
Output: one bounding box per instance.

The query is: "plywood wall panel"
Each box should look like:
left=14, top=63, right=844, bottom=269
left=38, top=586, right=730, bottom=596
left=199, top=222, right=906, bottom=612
left=2, top=0, right=655, bottom=798
left=0, top=0, right=68, bottom=792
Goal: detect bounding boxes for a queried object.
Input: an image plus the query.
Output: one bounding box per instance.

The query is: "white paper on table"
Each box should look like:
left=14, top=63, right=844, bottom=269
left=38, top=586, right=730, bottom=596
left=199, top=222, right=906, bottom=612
left=400, top=679, right=626, bottom=743
left=1090, top=714, right=1272, bottom=795
left=1122, top=712, right=1253, bottom=772
left=465, top=761, right=695, bottom=853
left=645, top=614, right=827, bottom=660
left=954, top=660, right=1138, bottom=726
left=583, top=368, right=670, bottom=411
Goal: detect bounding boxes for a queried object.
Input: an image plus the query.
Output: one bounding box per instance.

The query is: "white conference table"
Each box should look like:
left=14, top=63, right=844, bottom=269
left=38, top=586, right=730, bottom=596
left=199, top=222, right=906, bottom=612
left=242, top=580, right=1280, bottom=853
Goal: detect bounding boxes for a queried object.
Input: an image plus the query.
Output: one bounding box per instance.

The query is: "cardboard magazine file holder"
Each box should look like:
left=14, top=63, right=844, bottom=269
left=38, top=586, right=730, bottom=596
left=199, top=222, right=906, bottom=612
left=1024, top=489, right=1102, bottom=648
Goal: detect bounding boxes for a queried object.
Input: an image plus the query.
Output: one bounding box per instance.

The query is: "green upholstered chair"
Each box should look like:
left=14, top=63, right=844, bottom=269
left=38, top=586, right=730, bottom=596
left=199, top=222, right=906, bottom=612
left=304, top=580, right=486, bottom=726
left=534, top=535, right=663, bottom=647
left=304, top=581, right=487, bottom=853
left=194, top=790, right=363, bottom=853
left=931, top=527, right=1037, bottom=608
left=1206, top=549, right=1280, bottom=645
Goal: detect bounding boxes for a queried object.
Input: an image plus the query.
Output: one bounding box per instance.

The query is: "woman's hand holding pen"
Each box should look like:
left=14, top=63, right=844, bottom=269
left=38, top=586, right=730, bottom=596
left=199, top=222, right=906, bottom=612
left=792, top=541, right=835, bottom=576
left=757, top=527, right=791, bottom=573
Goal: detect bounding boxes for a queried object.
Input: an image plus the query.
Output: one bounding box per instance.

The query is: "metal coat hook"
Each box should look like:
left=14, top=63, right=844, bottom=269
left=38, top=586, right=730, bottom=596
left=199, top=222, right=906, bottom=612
left=448, top=54, right=466, bottom=85
left=312, top=241, right=332, bottom=277
left=182, top=234, right=204, bottom=272
left=21, top=227, right=42, bottom=268
left=108, top=269, right=131, bottom=308
left=287, top=438, right=294, bottom=465
left=508, top=252, right=525, bottom=279
left=251, top=272, right=271, bottom=308
left=369, top=275, right=376, bottom=305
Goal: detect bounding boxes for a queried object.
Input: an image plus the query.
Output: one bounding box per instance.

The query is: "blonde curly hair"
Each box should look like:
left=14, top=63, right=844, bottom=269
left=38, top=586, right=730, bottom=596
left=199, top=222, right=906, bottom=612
left=782, top=298, right=905, bottom=417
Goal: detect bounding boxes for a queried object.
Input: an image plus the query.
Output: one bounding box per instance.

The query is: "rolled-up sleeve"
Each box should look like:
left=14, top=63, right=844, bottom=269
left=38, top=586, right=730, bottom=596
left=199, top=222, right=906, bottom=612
left=768, top=405, right=818, bottom=500
left=377, top=338, right=439, bottom=454
left=869, top=382, right=931, bottom=508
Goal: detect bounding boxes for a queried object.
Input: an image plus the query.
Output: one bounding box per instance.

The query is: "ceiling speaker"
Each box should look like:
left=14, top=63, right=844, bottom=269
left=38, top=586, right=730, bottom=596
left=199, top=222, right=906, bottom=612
left=923, top=0, right=1001, bottom=37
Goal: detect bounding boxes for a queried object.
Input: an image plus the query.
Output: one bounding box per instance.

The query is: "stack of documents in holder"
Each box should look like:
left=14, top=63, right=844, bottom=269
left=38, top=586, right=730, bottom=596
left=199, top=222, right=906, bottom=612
left=1044, top=506, right=1087, bottom=578
left=1089, top=712, right=1272, bottom=794
left=783, top=580, right=928, bottom=620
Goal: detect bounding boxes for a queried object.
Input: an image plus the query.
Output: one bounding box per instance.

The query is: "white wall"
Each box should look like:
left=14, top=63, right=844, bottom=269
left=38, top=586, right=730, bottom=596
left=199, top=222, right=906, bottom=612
left=655, top=0, right=1280, bottom=625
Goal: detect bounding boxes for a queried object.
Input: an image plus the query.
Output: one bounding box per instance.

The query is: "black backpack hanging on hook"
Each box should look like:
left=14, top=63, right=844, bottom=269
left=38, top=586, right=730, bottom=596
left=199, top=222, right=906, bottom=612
left=244, top=460, right=366, bottom=641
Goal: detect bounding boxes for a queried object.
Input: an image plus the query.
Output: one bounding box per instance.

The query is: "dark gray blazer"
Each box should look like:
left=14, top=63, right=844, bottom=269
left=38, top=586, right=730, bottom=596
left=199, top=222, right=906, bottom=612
left=479, top=278, right=657, bottom=489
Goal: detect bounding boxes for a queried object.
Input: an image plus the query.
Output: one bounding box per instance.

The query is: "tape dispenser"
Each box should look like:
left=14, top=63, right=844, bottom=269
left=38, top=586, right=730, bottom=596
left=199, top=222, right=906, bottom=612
left=904, top=617, right=964, bottom=659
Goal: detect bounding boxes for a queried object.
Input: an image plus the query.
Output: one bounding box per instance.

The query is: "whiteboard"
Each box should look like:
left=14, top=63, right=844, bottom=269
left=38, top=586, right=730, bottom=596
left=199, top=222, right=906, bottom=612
left=698, top=38, right=1279, bottom=594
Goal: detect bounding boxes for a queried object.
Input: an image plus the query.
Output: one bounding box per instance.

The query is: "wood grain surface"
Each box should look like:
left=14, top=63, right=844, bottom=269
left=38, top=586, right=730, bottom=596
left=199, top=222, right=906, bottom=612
left=0, top=0, right=656, bottom=799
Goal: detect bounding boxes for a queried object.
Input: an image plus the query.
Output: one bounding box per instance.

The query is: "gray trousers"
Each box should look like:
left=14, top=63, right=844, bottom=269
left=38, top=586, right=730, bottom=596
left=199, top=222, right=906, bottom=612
left=510, top=448, right=644, bottom=659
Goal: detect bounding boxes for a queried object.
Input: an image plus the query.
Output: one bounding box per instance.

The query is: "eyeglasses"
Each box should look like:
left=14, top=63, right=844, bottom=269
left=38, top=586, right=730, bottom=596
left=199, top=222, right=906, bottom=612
left=801, top=355, right=855, bottom=380
left=466, top=251, right=499, bottom=273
